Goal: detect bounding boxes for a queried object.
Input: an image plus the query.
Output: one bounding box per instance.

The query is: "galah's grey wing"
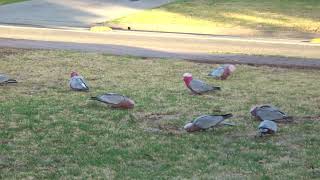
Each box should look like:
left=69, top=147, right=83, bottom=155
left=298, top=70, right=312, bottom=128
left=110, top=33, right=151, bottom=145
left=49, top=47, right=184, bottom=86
left=193, top=115, right=225, bottom=129
left=257, top=106, right=286, bottom=121
left=70, top=77, right=89, bottom=91
left=189, top=79, right=214, bottom=93
left=208, top=66, right=224, bottom=77
left=98, top=93, right=125, bottom=105
left=78, top=78, right=89, bottom=90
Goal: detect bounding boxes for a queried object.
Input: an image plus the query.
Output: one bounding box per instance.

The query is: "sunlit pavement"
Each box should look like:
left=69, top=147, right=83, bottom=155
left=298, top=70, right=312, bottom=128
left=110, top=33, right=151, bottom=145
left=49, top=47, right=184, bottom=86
left=0, top=25, right=319, bottom=69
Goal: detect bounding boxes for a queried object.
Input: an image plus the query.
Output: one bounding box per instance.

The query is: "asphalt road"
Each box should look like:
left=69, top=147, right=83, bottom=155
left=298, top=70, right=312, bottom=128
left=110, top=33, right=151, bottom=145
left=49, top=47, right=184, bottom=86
left=0, top=25, right=319, bottom=69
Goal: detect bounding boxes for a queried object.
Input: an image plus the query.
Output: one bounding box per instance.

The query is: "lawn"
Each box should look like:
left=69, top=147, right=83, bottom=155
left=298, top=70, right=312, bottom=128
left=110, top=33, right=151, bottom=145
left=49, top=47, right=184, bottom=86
left=0, top=0, right=25, bottom=5
left=1, top=48, right=320, bottom=179
left=110, top=0, right=320, bottom=38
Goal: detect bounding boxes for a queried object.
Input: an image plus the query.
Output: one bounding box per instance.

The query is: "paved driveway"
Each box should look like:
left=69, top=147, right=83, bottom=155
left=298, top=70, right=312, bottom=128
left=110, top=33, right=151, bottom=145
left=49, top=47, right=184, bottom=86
left=0, top=0, right=172, bottom=28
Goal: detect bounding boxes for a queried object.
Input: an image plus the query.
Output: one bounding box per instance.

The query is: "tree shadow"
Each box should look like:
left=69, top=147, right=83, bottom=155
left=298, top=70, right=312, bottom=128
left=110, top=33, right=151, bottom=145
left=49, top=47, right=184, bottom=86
left=0, top=0, right=173, bottom=27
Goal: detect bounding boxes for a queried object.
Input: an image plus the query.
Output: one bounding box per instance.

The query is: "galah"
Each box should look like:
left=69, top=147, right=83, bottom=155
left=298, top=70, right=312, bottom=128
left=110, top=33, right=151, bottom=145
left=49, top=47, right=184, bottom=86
left=250, top=105, right=289, bottom=122
left=69, top=72, right=89, bottom=91
left=184, top=114, right=234, bottom=132
left=208, top=64, right=236, bottom=80
left=0, top=74, right=17, bottom=85
left=91, top=93, right=135, bottom=109
left=183, top=73, right=221, bottom=94
left=258, top=120, right=277, bottom=137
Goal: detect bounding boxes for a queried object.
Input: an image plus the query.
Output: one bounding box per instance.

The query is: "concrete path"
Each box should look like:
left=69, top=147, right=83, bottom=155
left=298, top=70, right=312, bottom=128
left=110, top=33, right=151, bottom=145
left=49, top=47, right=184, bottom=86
left=1, top=37, right=320, bottom=69
left=0, top=0, right=172, bottom=28
left=0, top=25, right=319, bottom=58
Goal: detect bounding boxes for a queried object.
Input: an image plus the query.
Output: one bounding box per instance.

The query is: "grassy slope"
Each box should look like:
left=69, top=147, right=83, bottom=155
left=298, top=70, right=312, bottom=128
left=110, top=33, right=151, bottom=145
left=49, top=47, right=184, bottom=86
left=0, top=0, right=25, bottom=5
left=111, top=0, right=320, bottom=38
left=0, top=48, right=320, bottom=179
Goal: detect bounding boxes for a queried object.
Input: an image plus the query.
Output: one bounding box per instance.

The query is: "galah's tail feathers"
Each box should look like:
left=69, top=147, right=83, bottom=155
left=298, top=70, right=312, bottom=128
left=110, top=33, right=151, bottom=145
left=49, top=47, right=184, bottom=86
left=220, top=122, right=236, bottom=126
left=90, top=97, right=99, bottom=100
left=76, top=78, right=88, bottom=90
left=221, top=113, right=233, bottom=119
left=90, top=96, right=109, bottom=104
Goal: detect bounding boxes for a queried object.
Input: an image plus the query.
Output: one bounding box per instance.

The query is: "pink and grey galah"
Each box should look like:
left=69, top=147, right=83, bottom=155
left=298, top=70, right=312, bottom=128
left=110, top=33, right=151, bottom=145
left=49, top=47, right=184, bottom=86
left=91, top=93, right=135, bottom=109
left=208, top=64, right=236, bottom=80
left=183, top=73, right=221, bottom=94
left=0, top=74, right=17, bottom=85
left=184, top=114, right=234, bottom=132
left=69, top=72, right=89, bottom=91
left=250, top=105, right=290, bottom=122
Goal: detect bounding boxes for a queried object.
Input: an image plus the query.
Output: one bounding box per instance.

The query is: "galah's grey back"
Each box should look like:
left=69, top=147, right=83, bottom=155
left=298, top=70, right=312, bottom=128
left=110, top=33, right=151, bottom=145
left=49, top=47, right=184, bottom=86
left=69, top=76, right=89, bottom=91
left=208, top=66, right=225, bottom=78
left=189, top=79, right=220, bottom=94
left=95, top=93, right=126, bottom=105
left=193, top=114, right=233, bottom=129
left=255, top=105, right=287, bottom=121
left=258, top=120, right=277, bottom=135
left=91, top=93, right=135, bottom=109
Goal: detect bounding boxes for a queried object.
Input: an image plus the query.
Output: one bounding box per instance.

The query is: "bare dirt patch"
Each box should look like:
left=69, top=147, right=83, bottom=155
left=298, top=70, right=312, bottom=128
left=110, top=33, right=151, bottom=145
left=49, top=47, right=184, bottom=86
left=134, top=112, right=184, bottom=134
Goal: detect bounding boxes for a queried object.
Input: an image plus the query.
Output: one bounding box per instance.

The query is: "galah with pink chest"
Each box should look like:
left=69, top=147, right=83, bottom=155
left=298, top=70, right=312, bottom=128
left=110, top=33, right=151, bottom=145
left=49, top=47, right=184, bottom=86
left=183, top=73, right=221, bottom=94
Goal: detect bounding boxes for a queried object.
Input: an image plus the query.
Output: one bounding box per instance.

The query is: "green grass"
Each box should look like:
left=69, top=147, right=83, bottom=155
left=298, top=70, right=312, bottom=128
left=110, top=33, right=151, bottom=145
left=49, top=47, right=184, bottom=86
left=111, top=0, right=320, bottom=38
left=1, top=48, right=320, bottom=179
left=0, top=0, right=25, bottom=5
